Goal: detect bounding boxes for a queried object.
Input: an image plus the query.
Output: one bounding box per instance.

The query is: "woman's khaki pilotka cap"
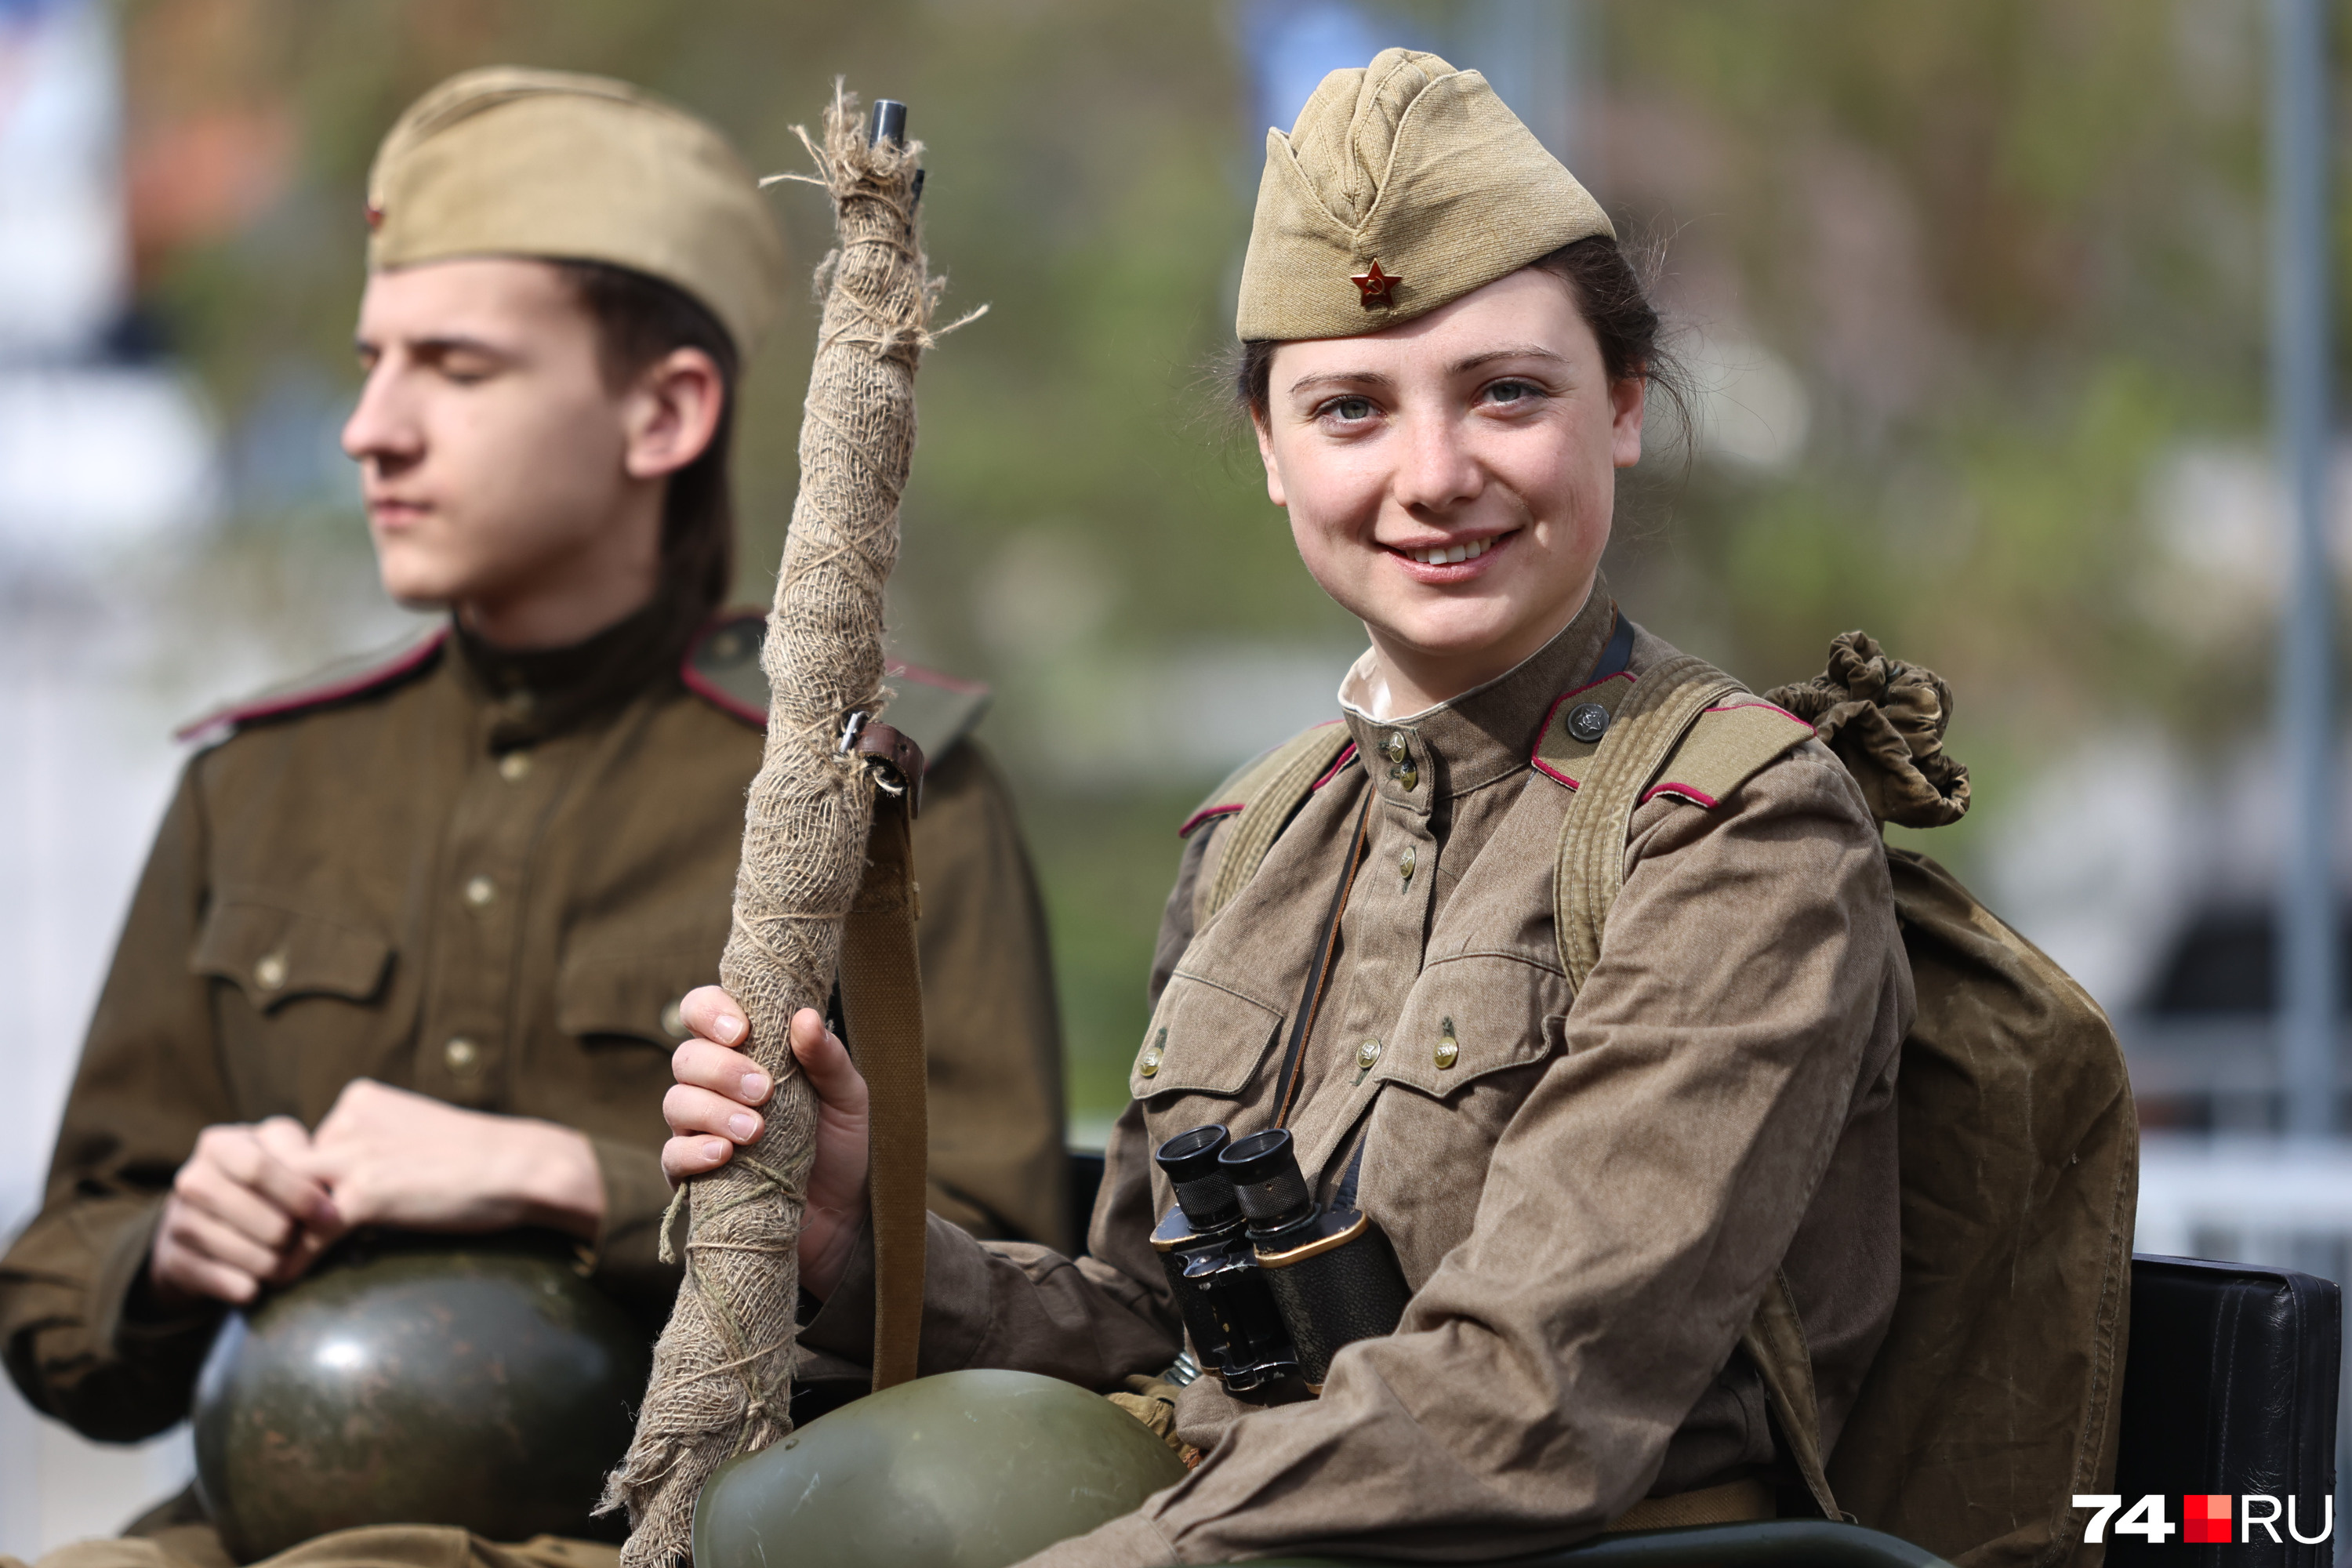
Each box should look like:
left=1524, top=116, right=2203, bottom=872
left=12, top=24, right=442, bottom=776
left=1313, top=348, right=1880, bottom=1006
left=1237, top=48, right=1614, bottom=342
left=365, top=67, right=786, bottom=355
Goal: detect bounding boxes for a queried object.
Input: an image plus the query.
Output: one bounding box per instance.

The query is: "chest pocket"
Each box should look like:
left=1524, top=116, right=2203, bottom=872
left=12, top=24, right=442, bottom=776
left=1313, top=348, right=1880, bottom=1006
left=1131, top=972, right=1285, bottom=1102
left=191, top=898, right=394, bottom=1014
left=1367, top=952, right=1564, bottom=1098
left=557, top=946, right=718, bottom=1050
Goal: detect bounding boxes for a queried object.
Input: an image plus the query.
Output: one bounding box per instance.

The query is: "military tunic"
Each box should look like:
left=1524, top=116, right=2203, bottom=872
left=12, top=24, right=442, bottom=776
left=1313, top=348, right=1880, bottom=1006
left=800, top=586, right=1910, bottom=1566
left=0, top=601, right=1067, bottom=1458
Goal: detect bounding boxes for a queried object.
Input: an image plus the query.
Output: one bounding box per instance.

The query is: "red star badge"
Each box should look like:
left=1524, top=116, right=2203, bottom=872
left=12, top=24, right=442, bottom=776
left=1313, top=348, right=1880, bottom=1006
left=364, top=201, right=384, bottom=231
left=1351, top=259, right=1401, bottom=307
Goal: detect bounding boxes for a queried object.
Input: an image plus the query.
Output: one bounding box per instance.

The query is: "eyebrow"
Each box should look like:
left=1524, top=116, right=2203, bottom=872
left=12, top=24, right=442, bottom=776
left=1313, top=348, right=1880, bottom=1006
left=1287, top=368, right=1393, bottom=396
left=1284, top=343, right=1569, bottom=397
left=1449, top=344, right=1567, bottom=373
left=352, top=332, right=514, bottom=360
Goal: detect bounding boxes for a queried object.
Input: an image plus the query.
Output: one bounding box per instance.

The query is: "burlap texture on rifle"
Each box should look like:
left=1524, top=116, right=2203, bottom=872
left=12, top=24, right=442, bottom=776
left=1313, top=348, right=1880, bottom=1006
left=602, top=91, right=957, bottom=1568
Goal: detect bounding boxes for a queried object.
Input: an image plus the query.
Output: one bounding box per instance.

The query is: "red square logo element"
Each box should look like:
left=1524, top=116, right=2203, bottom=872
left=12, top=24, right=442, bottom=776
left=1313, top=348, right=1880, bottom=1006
left=2184, top=1494, right=2232, bottom=1544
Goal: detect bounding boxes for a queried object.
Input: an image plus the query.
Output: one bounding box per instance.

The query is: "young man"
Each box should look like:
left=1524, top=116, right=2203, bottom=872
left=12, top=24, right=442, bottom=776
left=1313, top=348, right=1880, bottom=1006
left=0, top=67, right=1065, bottom=1565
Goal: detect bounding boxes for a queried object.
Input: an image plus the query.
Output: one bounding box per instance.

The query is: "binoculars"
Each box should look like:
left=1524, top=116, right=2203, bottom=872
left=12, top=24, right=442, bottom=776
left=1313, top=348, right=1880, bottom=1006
left=1150, top=1123, right=1414, bottom=1392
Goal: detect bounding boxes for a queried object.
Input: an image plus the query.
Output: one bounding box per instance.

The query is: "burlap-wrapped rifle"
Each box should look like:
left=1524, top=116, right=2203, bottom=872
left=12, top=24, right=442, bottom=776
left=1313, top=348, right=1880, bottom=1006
left=604, top=89, right=968, bottom=1568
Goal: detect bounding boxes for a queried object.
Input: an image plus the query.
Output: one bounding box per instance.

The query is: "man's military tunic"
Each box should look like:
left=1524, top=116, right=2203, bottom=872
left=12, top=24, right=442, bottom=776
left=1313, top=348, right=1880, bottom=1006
left=0, top=599, right=1067, bottom=1453
left=799, top=586, right=1911, bottom=1566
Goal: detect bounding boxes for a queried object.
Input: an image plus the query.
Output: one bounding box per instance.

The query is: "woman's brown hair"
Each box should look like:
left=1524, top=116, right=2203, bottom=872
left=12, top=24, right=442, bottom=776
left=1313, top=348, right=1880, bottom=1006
left=1235, top=234, right=1690, bottom=437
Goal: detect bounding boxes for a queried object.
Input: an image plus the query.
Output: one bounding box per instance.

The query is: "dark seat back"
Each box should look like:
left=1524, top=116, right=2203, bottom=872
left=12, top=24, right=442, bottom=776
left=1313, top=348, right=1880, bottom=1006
left=1069, top=1149, right=1106, bottom=1258
left=2110, top=1253, right=2340, bottom=1566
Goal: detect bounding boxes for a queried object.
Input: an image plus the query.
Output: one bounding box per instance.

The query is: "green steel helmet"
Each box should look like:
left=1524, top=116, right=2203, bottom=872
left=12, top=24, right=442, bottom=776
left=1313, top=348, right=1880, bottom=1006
left=693, top=1370, right=1191, bottom=1568
left=193, top=1229, right=652, bottom=1562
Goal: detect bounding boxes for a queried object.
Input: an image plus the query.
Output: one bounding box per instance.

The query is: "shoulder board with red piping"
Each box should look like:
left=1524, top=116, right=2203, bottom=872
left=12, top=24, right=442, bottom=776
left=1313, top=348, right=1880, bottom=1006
left=1188, top=720, right=1358, bottom=929
left=1533, top=677, right=1813, bottom=808
left=682, top=609, right=992, bottom=766
left=1178, top=721, right=1356, bottom=840
left=1640, top=695, right=1817, bottom=808
left=173, top=623, right=447, bottom=746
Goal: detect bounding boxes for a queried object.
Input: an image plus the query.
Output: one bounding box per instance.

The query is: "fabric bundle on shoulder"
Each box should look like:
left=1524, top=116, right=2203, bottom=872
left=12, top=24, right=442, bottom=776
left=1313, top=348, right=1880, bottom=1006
left=1765, top=630, right=1969, bottom=829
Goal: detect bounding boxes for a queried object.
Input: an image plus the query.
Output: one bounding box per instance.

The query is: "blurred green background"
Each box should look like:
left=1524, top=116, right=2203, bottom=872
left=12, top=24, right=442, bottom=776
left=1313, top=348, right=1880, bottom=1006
left=115, top=0, right=2348, bottom=1130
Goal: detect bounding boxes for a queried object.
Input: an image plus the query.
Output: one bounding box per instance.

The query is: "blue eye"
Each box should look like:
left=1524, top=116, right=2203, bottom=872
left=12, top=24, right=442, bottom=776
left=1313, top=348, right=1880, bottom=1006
left=1328, top=396, right=1374, bottom=421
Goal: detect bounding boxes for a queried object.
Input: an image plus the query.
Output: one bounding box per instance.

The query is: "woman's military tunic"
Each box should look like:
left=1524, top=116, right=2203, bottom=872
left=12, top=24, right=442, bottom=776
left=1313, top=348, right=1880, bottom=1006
left=801, top=586, right=1911, bottom=1565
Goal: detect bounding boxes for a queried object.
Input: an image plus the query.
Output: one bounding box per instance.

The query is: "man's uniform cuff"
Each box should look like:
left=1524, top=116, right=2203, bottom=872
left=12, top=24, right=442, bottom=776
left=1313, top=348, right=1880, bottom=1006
left=105, top=1198, right=220, bottom=1351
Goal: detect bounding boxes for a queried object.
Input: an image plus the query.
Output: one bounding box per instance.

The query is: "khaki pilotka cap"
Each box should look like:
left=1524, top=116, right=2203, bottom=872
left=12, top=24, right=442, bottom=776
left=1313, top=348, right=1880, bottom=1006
left=1236, top=48, right=1614, bottom=342
left=365, top=67, right=786, bottom=355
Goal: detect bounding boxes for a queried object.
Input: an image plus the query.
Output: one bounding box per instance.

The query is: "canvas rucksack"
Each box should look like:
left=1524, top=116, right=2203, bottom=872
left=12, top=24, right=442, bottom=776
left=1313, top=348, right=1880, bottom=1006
left=1190, top=629, right=2136, bottom=1568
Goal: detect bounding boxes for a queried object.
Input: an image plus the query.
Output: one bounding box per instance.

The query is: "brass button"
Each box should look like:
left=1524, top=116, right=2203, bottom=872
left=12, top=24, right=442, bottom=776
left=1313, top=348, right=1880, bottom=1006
left=1138, top=1028, right=1166, bottom=1078
left=253, top=950, right=288, bottom=991
left=1355, top=1038, right=1382, bottom=1071
left=661, top=1000, right=688, bottom=1040
left=1399, top=844, right=1416, bottom=888
left=1436, top=1017, right=1460, bottom=1070
left=1566, top=702, right=1611, bottom=744
left=497, top=751, right=532, bottom=782
left=1383, top=732, right=1408, bottom=763
left=463, top=875, right=495, bottom=908
left=1394, top=763, right=1419, bottom=792
left=443, top=1036, right=482, bottom=1076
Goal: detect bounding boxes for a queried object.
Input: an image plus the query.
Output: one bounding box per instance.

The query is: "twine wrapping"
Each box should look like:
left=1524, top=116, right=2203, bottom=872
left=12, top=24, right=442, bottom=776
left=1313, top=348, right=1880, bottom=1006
left=603, top=88, right=956, bottom=1568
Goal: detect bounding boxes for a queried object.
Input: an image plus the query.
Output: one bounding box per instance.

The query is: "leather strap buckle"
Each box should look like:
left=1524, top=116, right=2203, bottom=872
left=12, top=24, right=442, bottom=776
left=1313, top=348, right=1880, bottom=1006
left=845, top=713, right=926, bottom=816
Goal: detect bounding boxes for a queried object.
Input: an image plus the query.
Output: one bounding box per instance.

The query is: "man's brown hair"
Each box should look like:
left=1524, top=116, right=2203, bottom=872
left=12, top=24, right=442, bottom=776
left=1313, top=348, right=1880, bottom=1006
left=554, top=259, right=741, bottom=628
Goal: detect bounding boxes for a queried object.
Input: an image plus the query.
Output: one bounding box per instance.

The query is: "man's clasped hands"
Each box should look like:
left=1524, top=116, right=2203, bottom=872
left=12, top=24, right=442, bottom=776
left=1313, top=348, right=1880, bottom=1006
left=146, top=1079, right=608, bottom=1310
left=147, top=992, right=868, bottom=1312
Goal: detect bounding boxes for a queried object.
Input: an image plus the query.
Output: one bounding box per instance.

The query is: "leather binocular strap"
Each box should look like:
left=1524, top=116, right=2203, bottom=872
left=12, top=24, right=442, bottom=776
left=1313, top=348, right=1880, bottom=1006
left=1603, top=1476, right=1777, bottom=1534
left=837, top=787, right=928, bottom=1392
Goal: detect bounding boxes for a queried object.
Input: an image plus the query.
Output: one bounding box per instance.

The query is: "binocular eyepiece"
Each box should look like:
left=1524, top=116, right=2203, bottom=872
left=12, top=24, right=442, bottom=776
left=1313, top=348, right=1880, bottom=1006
left=1157, top=1124, right=1245, bottom=1230
left=1150, top=1124, right=1414, bottom=1392
left=1151, top=1125, right=1294, bottom=1391
left=1218, top=1129, right=1317, bottom=1234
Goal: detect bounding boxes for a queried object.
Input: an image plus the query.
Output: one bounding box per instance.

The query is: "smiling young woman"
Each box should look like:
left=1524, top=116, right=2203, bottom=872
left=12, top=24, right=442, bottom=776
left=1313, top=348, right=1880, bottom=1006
left=1235, top=235, right=1682, bottom=716
left=1250, top=264, right=1648, bottom=717
left=661, top=48, right=1909, bottom=1568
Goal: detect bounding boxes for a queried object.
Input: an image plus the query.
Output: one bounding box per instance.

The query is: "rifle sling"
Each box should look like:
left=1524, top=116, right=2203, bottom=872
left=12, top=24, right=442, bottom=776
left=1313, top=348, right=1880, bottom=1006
left=837, top=787, right=929, bottom=1392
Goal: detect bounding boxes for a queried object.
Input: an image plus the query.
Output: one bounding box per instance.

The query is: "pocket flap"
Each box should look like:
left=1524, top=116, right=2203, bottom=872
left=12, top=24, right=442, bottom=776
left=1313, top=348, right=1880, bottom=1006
left=557, top=949, right=718, bottom=1048
left=1373, top=953, right=1560, bottom=1098
left=1131, top=973, right=1284, bottom=1100
left=191, top=898, right=393, bottom=1013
